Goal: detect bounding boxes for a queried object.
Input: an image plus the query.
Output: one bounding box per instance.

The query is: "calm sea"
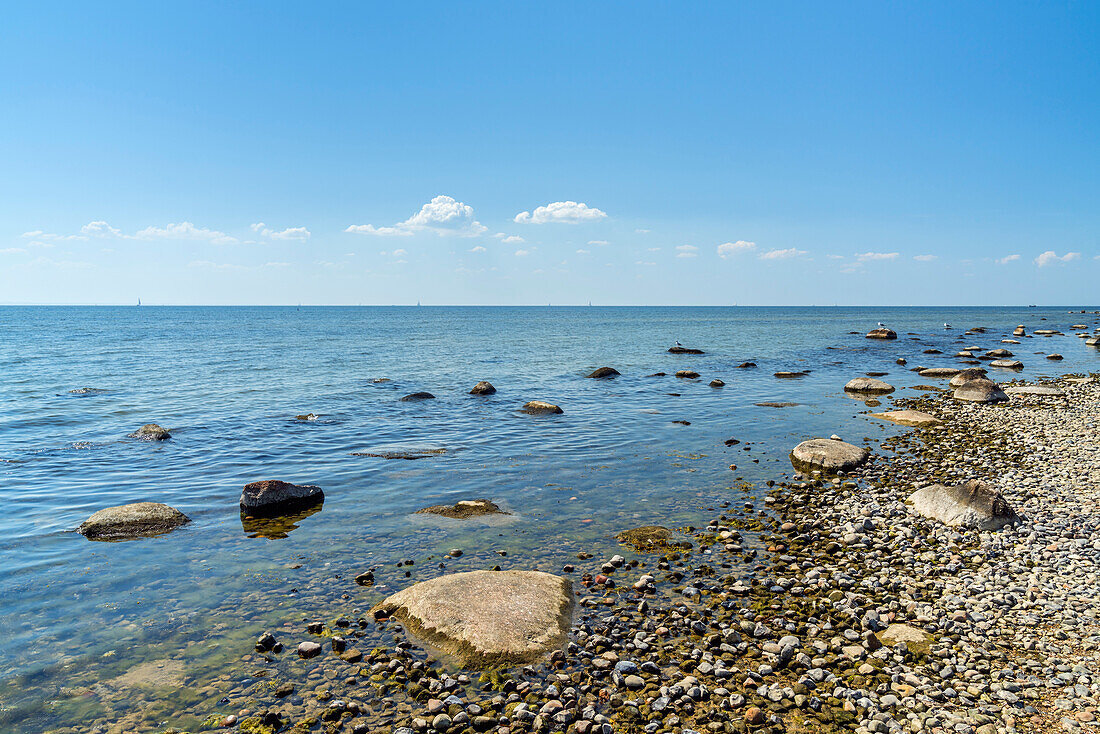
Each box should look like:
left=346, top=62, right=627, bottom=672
left=1, top=306, right=1097, bottom=731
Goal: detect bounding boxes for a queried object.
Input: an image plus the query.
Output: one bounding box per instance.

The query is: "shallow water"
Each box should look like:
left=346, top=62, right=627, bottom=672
left=0, top=305, right=1097, bottom=731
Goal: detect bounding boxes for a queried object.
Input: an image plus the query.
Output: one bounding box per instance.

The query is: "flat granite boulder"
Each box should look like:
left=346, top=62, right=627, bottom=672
left=78, top=502, right=190, bottom=541
left=917, top=367, right=960, bottom=378
left=989, top=359, right=1023, bottom=369
left=953, top=378, right=1008, bottom=404
left=521, top=400, right=563, bottom=415
left=1004, top=385, right=1065, bottom=397
left=790, top=438, right=870, bottom=474
left=240, top=480, right=324, bottom=516
left=844, top=377, right=894, bottom=394
left=372, top=570, right=574, bottom=667
left=879, top=624, right=934, bottom=654
left=908, top=480, right=1019, bottom=530
left=870, top=410, right=941, bottom=428
left=949, top=368, right=988, bottom=387
left=416, top=499, right=508, bottom=519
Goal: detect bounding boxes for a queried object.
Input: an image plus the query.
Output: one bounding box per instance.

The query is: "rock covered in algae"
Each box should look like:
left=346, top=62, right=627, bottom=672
left=78, top=502, right=190, bottom=541
left=416, top=499, right=508, bottom=519
left=616, top=525, right=692, bottom=552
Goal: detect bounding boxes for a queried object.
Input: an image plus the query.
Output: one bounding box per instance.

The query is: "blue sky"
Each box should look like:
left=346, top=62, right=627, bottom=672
left=1, top=2, right=1097, bottom=305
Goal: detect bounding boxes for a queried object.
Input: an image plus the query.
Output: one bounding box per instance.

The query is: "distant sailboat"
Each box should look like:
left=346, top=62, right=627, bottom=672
left=137, top=298, right=141, bottom=306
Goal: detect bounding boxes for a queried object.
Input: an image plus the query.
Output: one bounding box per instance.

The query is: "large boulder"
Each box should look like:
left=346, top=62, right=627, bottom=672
left=1012, top=325, right=1026, bottom=336
left=870, top=410, right=941, bottom=428
left=372, top=570, right=574, bottom=667
left=844, top=377, right=894, bottom=394
left=949, top=368, right=988, bottom=387
left=521, top=400, right=563, bottom=415
left=866, top=328, right=897, bottom=340
left=953, top=378, right=1008, bottom=404
left=130, top=423, right=171, bottom=441
left=586, top=367, right=620, bottom=379
left=908, top=480, right=1019, bottom=530
left=989, top=359, right=1023, bottom=369
left=416, top=499, right=509, bottom=519
left=984, top=348, right=1013, bottom=358
left=78, top=502, right=190, bottom=541
left=469, top=381, right=496, bottom=395
left=240, top=480, right=324, bottom=516
left=790, top=438, right=870, bottom=474
left=675, top=370, right=700, bottom=379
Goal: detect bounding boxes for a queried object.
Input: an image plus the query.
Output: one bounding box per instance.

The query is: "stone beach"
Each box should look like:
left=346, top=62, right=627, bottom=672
left=156, top=373, right=1100, bottom=734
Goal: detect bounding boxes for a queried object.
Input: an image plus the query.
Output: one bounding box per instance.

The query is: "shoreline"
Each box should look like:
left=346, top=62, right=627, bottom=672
left=164, top=371, right=1100, bottom=734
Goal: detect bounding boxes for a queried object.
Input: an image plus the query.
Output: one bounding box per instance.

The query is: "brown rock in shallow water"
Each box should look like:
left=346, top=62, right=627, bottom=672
left=400, top=392, right=435, bottom=401
left=586, top=367, right=620, bottom=379
left=870, top=410, right=941, bottom=428
left=240, top=480, right=324, bottom=516
left=416, top=499, right=508, bottom=519
left=675, top=370, right=699, bottom=379
left=372, top=570, right=574, bottom=667
left=667, top=346, right=704, bottom=354
left=78, top=502, right=190, bottom=541
left=469, top=381, right=496, bottom=395
left=130, top=423, right=171, bottom=440
left=616, top=525, right=691, bottom=552
left=521, top=400, right=563, bottom=415
left=844, top=377, right=894, bottom=394
left=866, top=328, right=897, bottom=339
left=774, top=371, right=807, bottom=379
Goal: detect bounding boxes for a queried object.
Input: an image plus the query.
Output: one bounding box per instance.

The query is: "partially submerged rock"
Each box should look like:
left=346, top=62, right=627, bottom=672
left=616, top=525, right=691, bottom=552
left=774, top=371, right=806, bottom=379
left=78, top=502, right=190, bottom=541
left=416, top=499, right=508, bottom=519
left=908, top=480, right=1019, bottom=530
left=401, top=392, right=436, bottom=401
left=709, top=379, right=725, bottom=388
left=989, top=359, right=1023, bottom=369
left=352, top=447, right=446, bottom=460
left=240, top=480, right=324, bottom=516
left=667, top=346, right=704, bottom=354
left=295, top=413, right=319, bottom=421
left=844, top=377, right=894, bottom=394
left=789, top=438, right=870, bottom=474
left=586, top=367, right=620, bottom=379
left=675, top=370, right=699, bottom=379
left=866, top=328, right=897, bottom=340
left=1004, top=385, right=1065, bottom=397
left=372, top=570, right=574, bottom=667
left=953, top=378, right=1008, bottom=404
left=469, top=381, right=496, bottom=395
left=736, top=362, right=757, bottom=368
left=870, top=409, right=941, bottom=428
left=917, top=367, right=960, bottom=378
left=521, top=401, right=563, bottom=415
left=130, top=423, right=171, bottom=441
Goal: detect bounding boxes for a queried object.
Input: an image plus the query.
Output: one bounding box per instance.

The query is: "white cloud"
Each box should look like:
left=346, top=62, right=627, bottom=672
left=391, top=248, right=408, bottom=257
left=515, top=248, right=531, bottom=256
left=347, top=195, right=486, bottom=237
left=514, top=201, right=607, bottom=224
left=996, top=254, right=1020, bottom=265
left=717, top=240, right=755, bottom=258
left=759, top=248, right=807, bottom=260
left=675, top=244, right=698, bottom=259
left=22, top=229, right=87, bottom=241
left=913, top=254, right=937, bottom=262
left=635, top=260, right=656, bottom=266
left=646, top=247, right=661, bottom=252
left=251, top=223, right=311, bottom=241
left=500, top=235, right=525, bottom=244
left=1035, top=250, right=1080, bottom=267
left=826, top=254, right=844, bottom=260
left=136, top=222, right=238, bottom=245
left=588, top=240, right=610, bottom=246
left=0, top=247, right=26, bottom=254
left=81, top=221, right=122, bottom=238
left=856, top=251, right=899, bottom=262
left=635, top=228, right=651, bottom=234
left=469, top=245, right=487, bottom=253
left=576, top=249, right=590, bottom=255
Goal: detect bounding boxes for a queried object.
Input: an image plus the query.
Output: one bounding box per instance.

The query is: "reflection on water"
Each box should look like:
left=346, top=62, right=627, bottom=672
left=240, top=503, right=324, bottom=539
left=0, top=305, right=1097, bottom=732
